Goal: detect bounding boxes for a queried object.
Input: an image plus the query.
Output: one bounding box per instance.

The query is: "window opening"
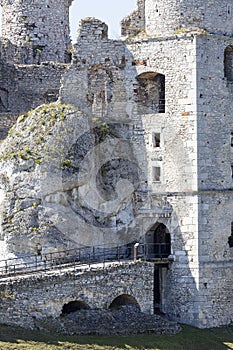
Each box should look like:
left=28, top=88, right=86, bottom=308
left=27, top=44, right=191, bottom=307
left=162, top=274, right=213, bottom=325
left=152, top=133, right=160, bottom=147
left=87, top=65, right=113, bottom=118
left=136, top=72, right=165, bottom=114
left=153, top=166, right=161, bottom=182
left=228, top=222, right=233, bottom=247
left=224, top=46, right=233, bottom=82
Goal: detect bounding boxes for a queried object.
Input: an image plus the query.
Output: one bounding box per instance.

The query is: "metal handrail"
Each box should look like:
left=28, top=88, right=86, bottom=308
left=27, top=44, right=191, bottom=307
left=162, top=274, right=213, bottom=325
left=0, top=242, right=171, bottom=278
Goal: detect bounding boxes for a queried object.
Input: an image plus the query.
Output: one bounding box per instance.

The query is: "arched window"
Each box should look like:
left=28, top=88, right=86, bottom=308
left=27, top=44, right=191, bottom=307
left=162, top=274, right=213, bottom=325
left=136, top=72, right=165, bottom=114
left=87, top=65, right=113, bottom=117
left=224, top=46, right=233, bottom=82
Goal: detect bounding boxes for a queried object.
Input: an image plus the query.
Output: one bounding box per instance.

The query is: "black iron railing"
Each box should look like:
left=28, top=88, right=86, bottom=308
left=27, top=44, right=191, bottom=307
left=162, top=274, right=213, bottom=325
left=0, top=242, right=171, bottom=278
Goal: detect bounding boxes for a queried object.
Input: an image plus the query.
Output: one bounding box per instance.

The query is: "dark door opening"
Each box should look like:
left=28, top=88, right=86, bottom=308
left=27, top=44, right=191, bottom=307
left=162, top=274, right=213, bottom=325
left=154, top=267, right=160, bottom=312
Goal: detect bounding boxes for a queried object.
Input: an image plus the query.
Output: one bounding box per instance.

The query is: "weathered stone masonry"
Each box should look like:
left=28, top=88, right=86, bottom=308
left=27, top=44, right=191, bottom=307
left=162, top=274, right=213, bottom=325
left=0, top=0, right=232, bottom=330
left=0, top=0, right=72, bottom=64
left=0, top=262, right=154, bottom=329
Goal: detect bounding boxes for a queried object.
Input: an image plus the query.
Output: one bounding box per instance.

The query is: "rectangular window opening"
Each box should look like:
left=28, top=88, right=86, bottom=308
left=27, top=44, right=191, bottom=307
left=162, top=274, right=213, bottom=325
left=153, top=166, right=161, bottom=182
left=231, top=164, right=233, bottom=178
left=153, top=133, right=160, bottom=148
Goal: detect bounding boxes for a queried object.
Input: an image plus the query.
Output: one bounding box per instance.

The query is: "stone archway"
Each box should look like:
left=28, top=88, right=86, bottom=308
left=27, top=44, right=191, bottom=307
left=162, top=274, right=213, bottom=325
left=145, top=222, right=171, bottom=259
left=144, top=222, right=171, bottom=313
left=61, top=300, right=90, bottom=315
left=109, top=294, right=140, bottom=310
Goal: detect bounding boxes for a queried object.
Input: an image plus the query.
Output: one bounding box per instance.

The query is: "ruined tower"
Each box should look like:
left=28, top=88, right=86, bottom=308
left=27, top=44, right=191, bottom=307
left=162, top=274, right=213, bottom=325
left=0, top=0, right=232, bottom=331
left=121, top=0, right=233, bottom=327
left=144, top=0, right=233, bottom=36
left=0, top=0, right=73, bottom=63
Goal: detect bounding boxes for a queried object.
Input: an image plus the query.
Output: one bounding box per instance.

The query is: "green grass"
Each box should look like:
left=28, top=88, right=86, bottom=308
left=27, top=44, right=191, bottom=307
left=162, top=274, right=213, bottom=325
left=0, top=324, right=232, bottom=349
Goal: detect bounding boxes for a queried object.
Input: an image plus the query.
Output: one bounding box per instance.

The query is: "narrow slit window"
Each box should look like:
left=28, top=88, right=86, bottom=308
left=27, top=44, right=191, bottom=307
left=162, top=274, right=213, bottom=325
left=224, top=46, right=233, bottom=82
left=228, top=222, right=233, bottom=247
left=153, top=166, right=161, bottom=182
left=231, top=164, right=233, bottom=178
left=153, top=133, right=160, bottom=147
left=231, top=132, right=233, bottom=147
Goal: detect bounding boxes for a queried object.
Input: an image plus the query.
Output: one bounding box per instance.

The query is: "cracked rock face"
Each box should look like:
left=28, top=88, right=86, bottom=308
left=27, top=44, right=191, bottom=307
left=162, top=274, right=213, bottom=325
left=0, top=103, right=145, bottom=258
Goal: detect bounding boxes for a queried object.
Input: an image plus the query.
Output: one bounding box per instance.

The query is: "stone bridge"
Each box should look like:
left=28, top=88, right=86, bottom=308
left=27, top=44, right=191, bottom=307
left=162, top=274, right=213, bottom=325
left=0, top=261, right=155, bottom=330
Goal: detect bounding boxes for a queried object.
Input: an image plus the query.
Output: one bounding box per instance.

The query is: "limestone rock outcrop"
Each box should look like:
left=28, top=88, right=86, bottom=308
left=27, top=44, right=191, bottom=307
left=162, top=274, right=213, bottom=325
left=0, top=103, right=143, bottom=258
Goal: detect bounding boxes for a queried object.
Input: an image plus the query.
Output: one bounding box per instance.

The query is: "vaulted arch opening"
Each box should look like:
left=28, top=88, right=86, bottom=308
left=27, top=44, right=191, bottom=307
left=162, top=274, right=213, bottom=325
left=136, top=72, right=165, bottom=114
left=87, top=65, right=113, bottom=117
left=109, top=294, right=140, bottom=310
left=145, top=223, right=171, bottom=259
left=61, top=300, right=90, bottom=315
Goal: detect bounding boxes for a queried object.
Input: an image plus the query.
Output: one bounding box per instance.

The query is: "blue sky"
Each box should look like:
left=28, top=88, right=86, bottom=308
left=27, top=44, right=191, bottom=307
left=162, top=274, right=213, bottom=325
left=0, top=1, right=136, bottom=41
left=70, top=0, right=136, bottom=40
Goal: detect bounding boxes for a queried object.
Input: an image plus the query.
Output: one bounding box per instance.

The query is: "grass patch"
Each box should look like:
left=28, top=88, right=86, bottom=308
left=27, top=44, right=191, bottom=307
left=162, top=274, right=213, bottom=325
left=0, top=324, right=232, bottom=349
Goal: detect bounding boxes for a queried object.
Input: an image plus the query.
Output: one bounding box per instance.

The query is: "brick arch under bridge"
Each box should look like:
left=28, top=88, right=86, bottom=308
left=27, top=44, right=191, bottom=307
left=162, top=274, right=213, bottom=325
left=0, top=261, right=155, bottom=329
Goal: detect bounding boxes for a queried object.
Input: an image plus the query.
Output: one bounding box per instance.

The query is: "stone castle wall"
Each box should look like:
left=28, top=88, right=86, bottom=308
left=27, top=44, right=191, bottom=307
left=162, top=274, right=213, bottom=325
left=0, top=0, right=72, bottom=63
left=13, top=64, right=67, bottom=114
left=0, top=62, right=67, bottom=116
left=0, top=0, right=232, bottom=330
left=121, top=0, right=145, bottom=37
left=195, top=35, right=233, bottom=190
left=124, top=0, right=233, bottom=37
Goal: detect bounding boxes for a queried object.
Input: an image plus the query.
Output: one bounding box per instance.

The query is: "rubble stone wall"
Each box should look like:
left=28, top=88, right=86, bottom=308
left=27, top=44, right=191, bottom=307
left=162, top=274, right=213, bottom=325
left=0, top=261, right=154, bottom=329
left=0, top=62, right=67, bottom=119
left=0, top=0, right=73, bottom=63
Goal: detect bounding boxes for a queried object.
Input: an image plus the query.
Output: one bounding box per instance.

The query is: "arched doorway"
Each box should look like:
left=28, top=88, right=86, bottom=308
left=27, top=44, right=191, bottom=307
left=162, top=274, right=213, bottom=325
left=145, top=223, right=171, bottom=313
left=145, top=223, right=171, bottom=259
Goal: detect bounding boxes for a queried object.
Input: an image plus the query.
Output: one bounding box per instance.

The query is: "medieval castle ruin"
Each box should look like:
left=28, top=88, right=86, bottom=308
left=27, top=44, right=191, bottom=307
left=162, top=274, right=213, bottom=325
left=0, top=0, right=232, bottom=332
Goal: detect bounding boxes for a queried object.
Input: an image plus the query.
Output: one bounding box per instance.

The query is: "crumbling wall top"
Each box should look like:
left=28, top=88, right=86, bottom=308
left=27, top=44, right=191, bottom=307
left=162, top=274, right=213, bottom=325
left=0, top=0, right=73, bottom=63
left=121, top=0, right=233, bottom=39
left=76, top=18, right=109, bottom=42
